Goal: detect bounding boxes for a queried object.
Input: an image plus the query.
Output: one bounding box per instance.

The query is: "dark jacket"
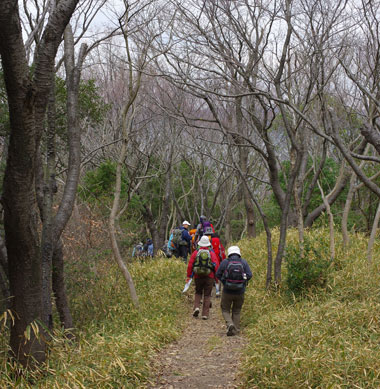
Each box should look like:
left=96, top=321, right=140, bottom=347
left=180, top=226, right=192, bottom=246
left=216, top=254, right=252, bottom=295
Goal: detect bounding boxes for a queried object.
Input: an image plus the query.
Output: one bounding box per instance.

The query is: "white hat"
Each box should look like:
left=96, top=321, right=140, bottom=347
left=198, top=235, right=211, bottom=247
left=227, top=246, right=241, bottom=257
left=182, top=220, right=191, bottom=226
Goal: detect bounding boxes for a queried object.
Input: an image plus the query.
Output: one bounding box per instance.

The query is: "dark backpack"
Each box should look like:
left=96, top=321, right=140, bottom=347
left=201, top=220, right=213, bottom=235
left=193, top=249, right=213, bottom=276
left=223, top=259, right=246, bottom=290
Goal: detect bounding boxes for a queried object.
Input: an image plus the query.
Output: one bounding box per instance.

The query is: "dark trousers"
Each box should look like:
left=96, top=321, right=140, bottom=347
left=178, top=245, right=189, bottom=263
left=194, top=277, right=214, bottom=317
left=220, top=290, right=245, bottom=331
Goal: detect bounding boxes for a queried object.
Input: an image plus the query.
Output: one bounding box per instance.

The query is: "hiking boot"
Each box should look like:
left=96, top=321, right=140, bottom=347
left=202, top=316, right=208, bottom=320
left=227, top=323, right=236, bottom=336
left=193, top=308, right=200, bottom=317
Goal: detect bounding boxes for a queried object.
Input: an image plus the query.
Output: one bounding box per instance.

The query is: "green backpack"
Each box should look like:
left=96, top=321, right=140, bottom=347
left=193, top=249, right=213, bottom=276
left=171, top=228, right=183, bottom=249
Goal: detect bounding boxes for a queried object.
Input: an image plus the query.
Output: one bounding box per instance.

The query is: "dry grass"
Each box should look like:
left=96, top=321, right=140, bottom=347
left=1, top=226, right=380, bottom=388
left=0, top=257, right=189, bottom=388
left=238, top=228, right=380, bottom=388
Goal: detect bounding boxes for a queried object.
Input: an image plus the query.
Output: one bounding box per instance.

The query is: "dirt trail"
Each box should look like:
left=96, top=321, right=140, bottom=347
left=146, top=292, right=246, bottom=389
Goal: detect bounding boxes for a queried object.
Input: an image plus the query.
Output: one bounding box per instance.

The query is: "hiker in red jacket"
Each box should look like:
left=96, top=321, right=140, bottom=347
left=211, top=233, right=226, bottom=264
left=211, top=233, right=226, bottom=297
left=186, top=235, right=219, bottom=320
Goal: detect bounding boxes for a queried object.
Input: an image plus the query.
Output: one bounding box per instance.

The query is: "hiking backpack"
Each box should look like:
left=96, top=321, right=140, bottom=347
left=171, top=228, right=183, bottom=249
left=193, top=249, right=213, bottom=276
left=222, top=259, right=246, bottom=290
left=201, top=220, right=214, bottom=235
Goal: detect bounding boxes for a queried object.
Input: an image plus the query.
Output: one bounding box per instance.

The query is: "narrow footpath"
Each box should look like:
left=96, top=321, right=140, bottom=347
left=146, top=292, right=246, bottom=389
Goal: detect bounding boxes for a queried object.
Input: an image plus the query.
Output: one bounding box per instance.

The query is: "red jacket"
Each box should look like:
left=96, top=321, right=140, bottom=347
left=211, top=236, right=226, bottom=265
left=187, top=247, right=219, bottom=279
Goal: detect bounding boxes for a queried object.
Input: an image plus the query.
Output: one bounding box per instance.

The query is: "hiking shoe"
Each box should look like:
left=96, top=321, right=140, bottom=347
left=202, top=316, right=208, bottom=320
left=227, top=324, right=236, bottom=336
left=193, top=308, right=200, bottom=317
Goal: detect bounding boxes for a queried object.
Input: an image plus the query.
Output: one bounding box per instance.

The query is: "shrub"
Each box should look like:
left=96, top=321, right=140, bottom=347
left=285, top=239, right=330, bottom=297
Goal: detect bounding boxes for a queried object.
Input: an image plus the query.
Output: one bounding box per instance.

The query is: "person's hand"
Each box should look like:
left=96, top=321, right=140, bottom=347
left=186, top=277, right=191, bottom=283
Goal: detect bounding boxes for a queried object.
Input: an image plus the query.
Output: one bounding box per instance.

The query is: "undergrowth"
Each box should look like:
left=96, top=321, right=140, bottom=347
left=2, top=228, right=380, bottom=388
left=239, top=228, right=380, bottom=388
left=0, top=256, right=188, bottom=388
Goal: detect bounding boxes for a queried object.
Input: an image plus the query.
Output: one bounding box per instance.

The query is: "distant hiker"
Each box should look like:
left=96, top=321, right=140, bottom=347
left=179, top=221, right=192, bottom=262
left=162, top=240, right=172, bottom=258
left=187, top=235, right=219, bottom=320
left=167, top=230, right=177, bottom=257
left=168, top=221, right=192, bottom=263
left=189, top=228, right=197, bottom=253
left=194, top=215, right=215, bottom=245
left=132, top=242, right=144, bottom=258
left=211, top=233, right=226, bottom=297
left=216, top=245, right=252, bottom=336
left=211, top=233, right=226, bottom=263
left=144, top=238, right=154, bottom=257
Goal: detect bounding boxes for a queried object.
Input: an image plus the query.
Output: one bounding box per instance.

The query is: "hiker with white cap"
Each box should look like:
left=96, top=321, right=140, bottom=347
left=216, top=245, right=252, bottom=336
left=167, top=220, right=192, bottom=262
left=186, top=235, right=219, bottom=320
left=178, top=220, right=192, bottom=262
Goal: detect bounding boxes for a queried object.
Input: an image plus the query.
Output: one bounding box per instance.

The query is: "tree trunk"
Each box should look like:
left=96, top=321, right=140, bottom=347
left=224, top=204, right=232, bottom=244
left=0, top=235, right=8, bottom=305
left=39, top=76, right=56, bottom=332
left=142, top=202, right=160, bottom=247
left=52, top=239, right=73, bottom=333
left=3, top=92, right=46, bottom=366
left=294, top=181, right=304, bottom=258
left=0, top=235, right=8, bottom=279
left=109, top=138, right=139, bottom=307
left=318, top=180, right=335, bottom=261
left=304, top=165, right=350, bottom=228
left=156, top=172, right=172, bottom=253
left=273, top=146, right=302, bottom=285
left=361, top=124, right=380, bottom=155
left=109, top=110, right=139, bottom=307
left=342, top=144, right=370, bottom=249
left=342, top=172, right=357, bottom=250
left=4, top=187, right=45, bottom=366
left=367, top=201, right=380, bottom=264
left=0, top=266, right=10, bottom=309
left=235, top=96, right=256, bottom=238
left=0, top=0, right=79, bottom=366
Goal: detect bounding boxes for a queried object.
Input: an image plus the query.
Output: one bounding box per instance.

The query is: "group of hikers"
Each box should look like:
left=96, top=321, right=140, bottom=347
left=170, top=216, right=253, bottom=337
left=167, top=216, right=225, bottom=263
left=131, top=238, right=153, bottom=258
left=132, top=215, right=252, bottom=336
